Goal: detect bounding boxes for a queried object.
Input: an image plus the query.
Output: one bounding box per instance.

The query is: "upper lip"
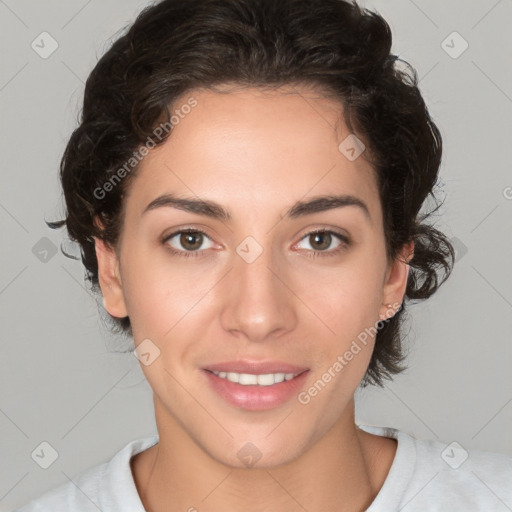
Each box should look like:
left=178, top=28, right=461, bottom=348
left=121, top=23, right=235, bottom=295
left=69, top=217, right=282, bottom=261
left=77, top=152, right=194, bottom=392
left=203, top=360, right=309, bottom=375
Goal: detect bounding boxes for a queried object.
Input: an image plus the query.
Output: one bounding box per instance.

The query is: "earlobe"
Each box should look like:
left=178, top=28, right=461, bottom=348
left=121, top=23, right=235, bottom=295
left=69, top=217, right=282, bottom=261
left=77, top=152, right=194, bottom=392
left=94, top=236, right=128, bottom=318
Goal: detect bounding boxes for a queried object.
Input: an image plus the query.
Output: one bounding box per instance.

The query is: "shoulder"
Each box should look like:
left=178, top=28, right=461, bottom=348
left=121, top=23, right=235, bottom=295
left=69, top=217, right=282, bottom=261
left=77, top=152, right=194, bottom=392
left=360, top=424, right=512, bottom=512
left=410, top=435, right=512, bottom=510
left=12, top=463, right=106, bottom=512
left=12, top=435, right=159, bottom=512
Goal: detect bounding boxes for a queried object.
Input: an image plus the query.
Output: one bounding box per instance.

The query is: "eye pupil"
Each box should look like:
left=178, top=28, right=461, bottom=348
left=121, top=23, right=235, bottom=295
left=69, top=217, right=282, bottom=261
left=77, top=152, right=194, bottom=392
left=181, top=232, right=202, bottom=250
left=310, top=232, right=331, bottom=251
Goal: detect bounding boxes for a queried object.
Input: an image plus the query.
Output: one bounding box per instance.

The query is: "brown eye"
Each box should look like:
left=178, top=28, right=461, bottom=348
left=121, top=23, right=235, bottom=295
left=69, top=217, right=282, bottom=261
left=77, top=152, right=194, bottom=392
left=163, top=228, right=214, bottom=257
left=295, top=229, right=350, bottom=257
left=309, top=232, right=332, bottom=251
left=179, top=231, right=203, bottom=251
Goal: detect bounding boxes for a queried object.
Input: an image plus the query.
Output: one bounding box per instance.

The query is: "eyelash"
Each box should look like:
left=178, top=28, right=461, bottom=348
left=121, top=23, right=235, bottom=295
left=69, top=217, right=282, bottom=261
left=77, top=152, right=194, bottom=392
left=162, top=228, right=350, bottom=259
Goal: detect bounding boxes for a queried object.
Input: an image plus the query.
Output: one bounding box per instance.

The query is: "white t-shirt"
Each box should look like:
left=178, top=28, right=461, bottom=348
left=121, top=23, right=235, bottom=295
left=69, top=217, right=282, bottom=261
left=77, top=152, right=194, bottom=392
left=13, top=424, right=512, bottom=511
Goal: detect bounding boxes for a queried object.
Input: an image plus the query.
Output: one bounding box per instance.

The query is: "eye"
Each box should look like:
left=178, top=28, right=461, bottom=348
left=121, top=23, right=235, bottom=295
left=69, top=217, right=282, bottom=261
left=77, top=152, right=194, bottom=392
left=295, top=229, right=350, bottom=257
left=162, top=227, right=350, bottom=260
left=163, top=228, right=214, bottom=258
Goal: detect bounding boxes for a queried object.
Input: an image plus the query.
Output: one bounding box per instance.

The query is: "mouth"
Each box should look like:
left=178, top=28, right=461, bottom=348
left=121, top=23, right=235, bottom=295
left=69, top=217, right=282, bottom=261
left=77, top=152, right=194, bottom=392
left=201, top=361, right=310, bottom=410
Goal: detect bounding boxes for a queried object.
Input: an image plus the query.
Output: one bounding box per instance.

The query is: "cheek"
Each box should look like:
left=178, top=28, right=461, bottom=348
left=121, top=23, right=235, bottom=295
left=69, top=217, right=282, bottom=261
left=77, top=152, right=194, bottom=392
left=296, top=256, right=385, bottom=390
left=119, top=247, right=173, bottom=335
left=121, top=259, right=203, bottom=387
left=298, top=277, right=378, bottom=414
left=304, top=261, right=384, bottom=335
left=120, top=247, right=217, bottom=340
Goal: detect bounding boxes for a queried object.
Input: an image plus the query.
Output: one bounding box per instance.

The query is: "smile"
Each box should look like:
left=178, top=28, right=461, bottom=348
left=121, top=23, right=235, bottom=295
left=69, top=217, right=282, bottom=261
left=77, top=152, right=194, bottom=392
left=208, top=370, right=301, bottom=386
left=203, top=368, right=310, bottom=410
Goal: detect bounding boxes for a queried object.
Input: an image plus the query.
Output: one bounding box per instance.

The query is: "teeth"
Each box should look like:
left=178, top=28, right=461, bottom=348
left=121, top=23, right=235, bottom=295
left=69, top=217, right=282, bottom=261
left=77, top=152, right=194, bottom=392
left=210, top=371, right=299, bottom=386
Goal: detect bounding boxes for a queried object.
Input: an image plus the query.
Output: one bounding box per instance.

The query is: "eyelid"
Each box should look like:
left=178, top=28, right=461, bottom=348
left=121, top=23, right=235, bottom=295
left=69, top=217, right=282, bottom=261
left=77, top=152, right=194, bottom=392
left=294, top=226, right=350, bottom=243
left=162, top=225, right=216, bottom=243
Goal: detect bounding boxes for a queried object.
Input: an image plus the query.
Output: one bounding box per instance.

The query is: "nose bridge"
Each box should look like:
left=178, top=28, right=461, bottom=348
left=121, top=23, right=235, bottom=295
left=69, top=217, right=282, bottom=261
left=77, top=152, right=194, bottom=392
left=219, top=236, right=296, bottom=340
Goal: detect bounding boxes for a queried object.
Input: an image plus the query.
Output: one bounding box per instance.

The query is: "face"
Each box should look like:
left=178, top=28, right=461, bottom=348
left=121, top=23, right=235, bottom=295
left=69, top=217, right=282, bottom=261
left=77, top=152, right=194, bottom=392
left=96, top=85, right=411, bottom=468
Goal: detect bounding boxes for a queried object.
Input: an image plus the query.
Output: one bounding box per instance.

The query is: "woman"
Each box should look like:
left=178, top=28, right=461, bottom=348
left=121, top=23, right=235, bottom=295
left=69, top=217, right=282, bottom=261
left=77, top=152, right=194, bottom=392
left=15, top=0, right=512, bottom=510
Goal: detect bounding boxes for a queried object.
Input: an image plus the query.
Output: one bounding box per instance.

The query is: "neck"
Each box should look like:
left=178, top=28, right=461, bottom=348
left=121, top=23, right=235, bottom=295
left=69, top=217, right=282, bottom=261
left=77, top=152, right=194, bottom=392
left=131, top=395, right=396, bottom=512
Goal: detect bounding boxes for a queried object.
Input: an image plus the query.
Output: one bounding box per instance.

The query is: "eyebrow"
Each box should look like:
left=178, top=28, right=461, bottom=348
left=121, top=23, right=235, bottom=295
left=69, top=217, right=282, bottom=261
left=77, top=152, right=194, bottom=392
left=142, top=193, right=371, bottom=222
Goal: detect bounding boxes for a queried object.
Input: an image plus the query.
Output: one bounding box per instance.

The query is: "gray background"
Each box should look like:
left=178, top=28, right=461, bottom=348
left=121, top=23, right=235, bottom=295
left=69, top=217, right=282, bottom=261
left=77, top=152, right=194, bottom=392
left=1, top=0, right=511, bottom=510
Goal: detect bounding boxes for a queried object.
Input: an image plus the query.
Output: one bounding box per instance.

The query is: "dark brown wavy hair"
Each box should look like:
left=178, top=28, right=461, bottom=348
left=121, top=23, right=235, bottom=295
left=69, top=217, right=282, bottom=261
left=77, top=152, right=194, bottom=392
left=48, top=0, right=455, bottom=387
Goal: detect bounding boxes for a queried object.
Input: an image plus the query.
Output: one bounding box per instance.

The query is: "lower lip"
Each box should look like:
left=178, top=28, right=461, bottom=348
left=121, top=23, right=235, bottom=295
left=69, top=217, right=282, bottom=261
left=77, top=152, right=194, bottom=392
left=202, top=369, right=310, bottom=411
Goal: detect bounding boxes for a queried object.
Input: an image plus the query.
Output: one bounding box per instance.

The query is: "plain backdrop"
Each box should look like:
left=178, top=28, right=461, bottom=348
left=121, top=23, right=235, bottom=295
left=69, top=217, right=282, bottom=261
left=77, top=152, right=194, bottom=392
left=1, top=0, right=511, bottom=510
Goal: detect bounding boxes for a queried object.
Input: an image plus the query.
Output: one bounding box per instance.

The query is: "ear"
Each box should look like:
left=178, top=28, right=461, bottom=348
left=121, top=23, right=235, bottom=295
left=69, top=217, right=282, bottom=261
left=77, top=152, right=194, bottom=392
left=379, top=240, right=414, bottom=320
left=94, top=230, right=128, bottom=319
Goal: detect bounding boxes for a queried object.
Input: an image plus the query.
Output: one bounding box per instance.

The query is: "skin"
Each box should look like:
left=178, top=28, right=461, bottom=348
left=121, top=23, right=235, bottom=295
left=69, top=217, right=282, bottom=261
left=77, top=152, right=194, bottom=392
left=95, top=84, right=414, bottom=512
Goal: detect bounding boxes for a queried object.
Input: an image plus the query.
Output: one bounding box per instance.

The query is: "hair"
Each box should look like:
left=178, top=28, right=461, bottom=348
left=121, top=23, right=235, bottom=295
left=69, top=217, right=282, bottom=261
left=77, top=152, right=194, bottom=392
left=48, top=0, right=455, bottom=387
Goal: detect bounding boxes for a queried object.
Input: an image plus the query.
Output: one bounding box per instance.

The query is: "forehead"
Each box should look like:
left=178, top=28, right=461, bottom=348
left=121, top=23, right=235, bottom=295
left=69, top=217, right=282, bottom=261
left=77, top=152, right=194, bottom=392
left=125, top=85, right=381, bottom=224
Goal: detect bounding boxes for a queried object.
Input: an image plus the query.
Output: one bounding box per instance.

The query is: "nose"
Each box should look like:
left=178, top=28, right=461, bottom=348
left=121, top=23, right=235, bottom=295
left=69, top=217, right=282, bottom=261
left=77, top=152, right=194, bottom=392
left=219, top=242, right=298, bottom=343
